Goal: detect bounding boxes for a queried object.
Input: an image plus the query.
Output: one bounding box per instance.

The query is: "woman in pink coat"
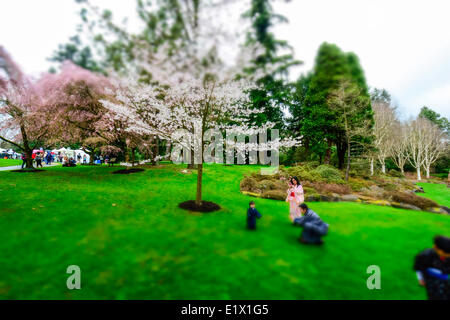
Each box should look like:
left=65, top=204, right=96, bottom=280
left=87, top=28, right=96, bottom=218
left=286, top=176, right=304, bottom=222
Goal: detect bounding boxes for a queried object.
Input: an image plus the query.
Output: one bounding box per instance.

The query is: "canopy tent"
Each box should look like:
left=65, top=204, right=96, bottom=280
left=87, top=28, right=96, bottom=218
left=51, top=147, right=90, bottom=162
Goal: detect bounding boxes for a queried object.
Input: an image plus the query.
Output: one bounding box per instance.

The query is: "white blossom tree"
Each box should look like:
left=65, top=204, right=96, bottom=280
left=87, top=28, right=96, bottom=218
left=101, top=44, right=298, bottom=208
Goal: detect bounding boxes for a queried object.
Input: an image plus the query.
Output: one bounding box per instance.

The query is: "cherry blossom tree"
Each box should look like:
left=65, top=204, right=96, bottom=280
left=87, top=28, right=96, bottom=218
left=0, top=46, right=53, bottom=169
left=101, top=44, right=299, bottom=208
left=36, top=61, right=137, bottom=164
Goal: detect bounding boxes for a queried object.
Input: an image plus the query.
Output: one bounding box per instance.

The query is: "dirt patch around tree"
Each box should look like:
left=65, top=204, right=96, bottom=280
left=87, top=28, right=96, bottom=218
left=112, top=168, right=145, bottom=174
left=179, top=200, right=221, bottom=213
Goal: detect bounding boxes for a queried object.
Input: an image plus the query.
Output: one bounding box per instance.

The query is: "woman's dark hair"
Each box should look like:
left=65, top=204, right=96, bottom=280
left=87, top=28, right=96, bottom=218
left=249, top=201, right=255, bottom=206
left=434, top=235, right=450, bottom=253
left=291, top=176, right=301, bottom=186
left=299, top=203, right=308, bottom=211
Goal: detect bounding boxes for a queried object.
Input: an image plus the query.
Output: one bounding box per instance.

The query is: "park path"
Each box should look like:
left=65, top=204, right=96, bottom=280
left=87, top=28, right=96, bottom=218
left=0, top=163, right=60, bottom=172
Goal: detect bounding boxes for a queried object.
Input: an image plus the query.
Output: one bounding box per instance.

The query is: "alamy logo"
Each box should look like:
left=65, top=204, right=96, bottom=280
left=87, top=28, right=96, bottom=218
left=66, top=265, right=81, bottom=290
left=366, top=265, right=381, bottom=290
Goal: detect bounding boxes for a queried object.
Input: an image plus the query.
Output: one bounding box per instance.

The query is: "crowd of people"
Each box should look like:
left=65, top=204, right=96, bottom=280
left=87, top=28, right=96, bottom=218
left=20, top=150, right=87, bottom=168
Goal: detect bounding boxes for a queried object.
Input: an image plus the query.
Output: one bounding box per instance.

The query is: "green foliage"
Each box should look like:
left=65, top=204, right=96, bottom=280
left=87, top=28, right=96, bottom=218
left=312, top=164, right=343, bottom=183
left=48, top=35, right=105, bottom=73
left=244, top=0, right=301, bottom=131
left=300, top=43, right=373, bottom=168
left=419, top=106, right=450, bottom=134
left=285, top=165, right=322, bottom=182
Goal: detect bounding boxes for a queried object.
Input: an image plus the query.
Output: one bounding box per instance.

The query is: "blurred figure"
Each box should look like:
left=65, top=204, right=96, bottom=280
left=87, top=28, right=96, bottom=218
left=246, top=201, right=262, bottom=230
left=294, top=203, right=329, bottom=245
left=21, top=153, right=27, bottom=169
left=414, top=235, right=450, bottom=300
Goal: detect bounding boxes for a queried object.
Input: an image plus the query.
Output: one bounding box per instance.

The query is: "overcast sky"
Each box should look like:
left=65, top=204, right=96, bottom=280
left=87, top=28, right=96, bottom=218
left=1, top=0, right=449, bottom=119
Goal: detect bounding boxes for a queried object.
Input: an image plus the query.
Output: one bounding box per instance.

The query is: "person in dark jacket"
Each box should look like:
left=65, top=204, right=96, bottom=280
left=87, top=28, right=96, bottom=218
left=247, top=201, right=262, bottom=230
left=293, top=203, right=328, bottom=245
left=413, top=235, right=450, bottom=300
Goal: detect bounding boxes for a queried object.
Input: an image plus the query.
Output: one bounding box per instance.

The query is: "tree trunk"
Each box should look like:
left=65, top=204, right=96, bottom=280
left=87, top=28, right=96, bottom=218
left=20, top=124, right=34, bottom=169
left=381, top=162, right=386, bottom=174
left=187, top=148, right=196, bottom=169
left=416, top=167, right=421, bottom=181
left=323, top=140, right=332, bottom=165
left=425, top=166, right=430, bottom=179
left=345, top=138, right=350, bottom=181
left=196, top=162, right=203, bottom=206
left=124, top=144, right=129, bottom=170
left=131, top=148, right=136, bottom=167
left=370, top=158, right=374, bottom=176
left=336, top=140, right=346, bottom=169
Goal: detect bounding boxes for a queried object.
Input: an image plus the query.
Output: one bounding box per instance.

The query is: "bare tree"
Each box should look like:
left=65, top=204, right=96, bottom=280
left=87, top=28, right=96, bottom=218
left=372, top=101, right=397, bottom=174
left=390, top=121, right=409, bottom=174
left=405, top=118, right=429, bottom=180
left=421, top=119, right=447, bottom=179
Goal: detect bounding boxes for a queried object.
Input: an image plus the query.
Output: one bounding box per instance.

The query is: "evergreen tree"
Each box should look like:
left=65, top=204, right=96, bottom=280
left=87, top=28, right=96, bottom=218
left=301, top=42, right=372, bottom=168
left=244, top=0, right=301, bottom=131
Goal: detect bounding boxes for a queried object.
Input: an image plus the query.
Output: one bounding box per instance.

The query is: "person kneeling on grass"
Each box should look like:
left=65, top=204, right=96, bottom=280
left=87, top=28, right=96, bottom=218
left=413, top=235, right=450, bottom=300
left=293, top=203, right=328, bottom=245
left=247, top=201, right=262, bottom=230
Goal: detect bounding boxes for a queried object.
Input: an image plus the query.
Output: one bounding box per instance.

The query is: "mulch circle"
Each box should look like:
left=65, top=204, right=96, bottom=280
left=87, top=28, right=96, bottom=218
left=11, top=169, right=45, bottom=173
left=179, top=200, right=221, bottom=213
left=112, top=168, right=145, bottom=174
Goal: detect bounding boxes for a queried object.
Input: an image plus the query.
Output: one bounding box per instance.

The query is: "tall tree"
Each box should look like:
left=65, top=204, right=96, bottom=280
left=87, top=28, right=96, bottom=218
left=301, top=43, right=372, bottom=168
left=243, top=0, right=301, bottom=131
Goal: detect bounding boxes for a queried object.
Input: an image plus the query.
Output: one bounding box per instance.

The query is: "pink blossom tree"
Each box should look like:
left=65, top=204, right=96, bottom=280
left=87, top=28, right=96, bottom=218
left=0, top=46, right=54, bottom=169
left=36, top=61, right=140, bottom=164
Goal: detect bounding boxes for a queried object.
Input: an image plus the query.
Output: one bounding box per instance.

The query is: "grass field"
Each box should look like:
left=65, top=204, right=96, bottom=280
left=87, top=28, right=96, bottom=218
left=0, top=164, right=449, bottom=299
left=0, top=159, right=21, bottom=167
left=417, top=182, right=450, bottom=207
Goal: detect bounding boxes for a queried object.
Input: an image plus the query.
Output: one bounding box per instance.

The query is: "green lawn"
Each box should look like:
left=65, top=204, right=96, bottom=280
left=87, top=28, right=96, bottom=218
left=0, top=159, right=21, bottom=167
left=0, top=164, right=449, bottom=299
left=417, top=182, right=450, bottom=207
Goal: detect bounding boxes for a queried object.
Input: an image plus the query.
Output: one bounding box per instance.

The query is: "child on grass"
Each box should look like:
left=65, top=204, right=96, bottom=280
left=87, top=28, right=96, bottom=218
left=247, top=201, right=262, bottom=230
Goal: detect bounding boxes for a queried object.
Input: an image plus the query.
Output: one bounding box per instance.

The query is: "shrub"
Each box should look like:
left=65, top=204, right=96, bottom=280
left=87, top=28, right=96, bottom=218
left=384, top=191, right=439, bottom=210
left=257, top=179, right=277, bottom=191
left=311, top=182, right=352, bottom=195
left=240, top=177, right=258, bottom=192
left=348, top=177, right=372, bottom=192
left=284, top=166, right=322, bottom=182
left=261, top=190, right=286, bottom=201
left=388, top=169, right=405, bottom=178
left=312, top=165, right=343, bottom=183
